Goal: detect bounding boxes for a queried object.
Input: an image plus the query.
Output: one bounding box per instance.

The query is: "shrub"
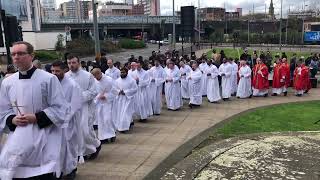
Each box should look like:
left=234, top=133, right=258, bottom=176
left=66, top=38, right=95, bottom=56
left=119, top=39, right=146, bottom=49
left=55, top=34, right=65, bottom=51
left=101, top=40, right=120, bottom=53
left=34, top=50, right=62, bottom=61
left=66, top=38, right=120, bottom=56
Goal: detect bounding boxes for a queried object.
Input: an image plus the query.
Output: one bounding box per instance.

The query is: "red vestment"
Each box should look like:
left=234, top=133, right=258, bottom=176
left=294, top=65, right=311, bottom=91
left=272, top=64, right=283, bottom=88
left=281, top=62, right=290, bottom=87
left=253, top=63, right=269, bottom=90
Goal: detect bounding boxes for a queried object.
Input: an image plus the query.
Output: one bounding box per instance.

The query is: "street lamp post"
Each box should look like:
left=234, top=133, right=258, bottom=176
left=301, top=1, right=308, bottom=45
left=279, top=0, right=283, bottom=51
left=172, top=0, right=176, bottom=50
left=198, top=0, right=201, bottom=44
left=248, top=11, right=250, bottom=44
left=92, top=0, right=100, bottom=58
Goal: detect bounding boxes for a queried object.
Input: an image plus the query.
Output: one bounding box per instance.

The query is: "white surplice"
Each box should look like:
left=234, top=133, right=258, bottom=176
left=0, top=69, right=68, bottom=179
left=199, top=62, right=209, bottom=96
left=206, top=64, right=221, bottom=102
left=219, top=62, right=233, bottom=99
left=237, top=65, right=252, bottom=98
left=180, top=65, right=192, bottom=99
left=231, top=62, right=239, bottom=94
left=148, top=66, right=166, bottom=115
left=94, top=74, right=116, bottom=140
left=59, top=77, right=82, bottom=176
left=165, top=67, right=182, bottom=110
left=188, top=68, right=202, bottom=105
left=131, top=69, right=151, bottom=119
left=113, top=76, right=138, bottom=131
left=105, top=67, right=120, bottom=80
left=65, top=69, right=100, bottom=161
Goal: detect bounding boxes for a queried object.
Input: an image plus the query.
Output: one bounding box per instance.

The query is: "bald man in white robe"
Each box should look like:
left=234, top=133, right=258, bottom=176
left=92, top=68, right=117, bottom=143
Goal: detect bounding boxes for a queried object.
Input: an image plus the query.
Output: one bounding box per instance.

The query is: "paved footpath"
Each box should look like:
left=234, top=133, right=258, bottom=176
left=77, top=49, right=320, bottom=180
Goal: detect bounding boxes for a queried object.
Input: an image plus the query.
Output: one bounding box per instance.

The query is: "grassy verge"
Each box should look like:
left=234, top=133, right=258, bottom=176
left=197, top=101, right=320, bottom=149
left=207, top=48, right=311, bottom=62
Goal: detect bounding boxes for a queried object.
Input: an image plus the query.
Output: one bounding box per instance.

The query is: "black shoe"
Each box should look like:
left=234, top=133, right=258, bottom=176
left=119, top=130, right=128, bottom=134
left=154, top=113, right=160, bottom=116
left=264, top=94, right=268, bottom=97
left=130, top=122, right=134, bottom=127
left=110, top=136, right=116, bottom=143
left=64, top=168, right=77, bottom=180
left=284, top=92, right=287, bottom=96
left=188, top=104, right=193, bottom=108
left=88, top=144, right=101, bottom=160
left=249, top=95, right=252, bottom=98
left=305, top=90, right=309, bottom=94
left=296, top=94, right=302, bottom=97
left=272, top=93, right=277, bottom=96
left=101, top=139, right=109, bottom=144
left=138, top=119, right=147, bottom=123
left=93, top=125, right=98, bottom=130
left=237, top=96, right=240, bottom=99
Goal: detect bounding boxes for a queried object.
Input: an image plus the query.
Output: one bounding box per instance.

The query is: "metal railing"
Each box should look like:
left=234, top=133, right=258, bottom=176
left=41, top=16, right=181, bottom=24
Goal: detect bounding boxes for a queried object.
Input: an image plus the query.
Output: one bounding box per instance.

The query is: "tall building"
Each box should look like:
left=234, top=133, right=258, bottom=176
left=198, top=7, right=225, bottom=21
left=132, top=4, right=144, bottom=15
left=138, top=0, right=160, bottom=16
left=125, top=0, right=133, bottom=5
left=60, top=1, right=77, bottom=18
left=41, top=0, right=56, bottom=9
left=59, top=0, right=91, bottom=19
left=89, top=2, right=132, bottom=19
left=236, top=8, right=242, bottom=17
left=79, top=1, right=92, bottom=19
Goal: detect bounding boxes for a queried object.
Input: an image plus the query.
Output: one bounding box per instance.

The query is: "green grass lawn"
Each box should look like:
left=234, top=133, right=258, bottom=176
left=207, top=48, right=311, bottom=62
left=212, top=101, right=320, bottom=140
left=193, top=101, right=320, bottom=150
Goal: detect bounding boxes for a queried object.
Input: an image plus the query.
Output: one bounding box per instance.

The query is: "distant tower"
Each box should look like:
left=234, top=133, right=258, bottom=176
left=269, top=0, right=275, bottom=19
left=125, top=0, right=133, bottom=5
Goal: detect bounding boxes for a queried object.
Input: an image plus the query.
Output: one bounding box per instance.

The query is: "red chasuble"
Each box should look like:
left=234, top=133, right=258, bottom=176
left=294, top=65, right=311, bottom=91
left=272, top=63, right=283, bottom=88
left=253, top=63, right=269, bottom=90
left=281, top=62, right=290, bottom=87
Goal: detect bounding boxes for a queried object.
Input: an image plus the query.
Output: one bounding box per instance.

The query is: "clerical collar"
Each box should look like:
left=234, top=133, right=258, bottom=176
left=19, top=66, right=37, bottom=79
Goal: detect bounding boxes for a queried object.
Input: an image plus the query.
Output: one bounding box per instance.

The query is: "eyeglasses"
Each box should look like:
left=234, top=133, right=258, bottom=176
left=11, top=52, right=29, bottom=57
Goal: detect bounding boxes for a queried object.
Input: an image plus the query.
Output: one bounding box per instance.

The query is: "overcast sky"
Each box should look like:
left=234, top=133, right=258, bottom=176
left=56, top=0, right=318, bottom=17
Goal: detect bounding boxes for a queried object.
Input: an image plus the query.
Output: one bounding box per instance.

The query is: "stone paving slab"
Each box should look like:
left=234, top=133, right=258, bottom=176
left=77, top=89, right=320, bottom=180
left=192, top=132, right=320, bottom=180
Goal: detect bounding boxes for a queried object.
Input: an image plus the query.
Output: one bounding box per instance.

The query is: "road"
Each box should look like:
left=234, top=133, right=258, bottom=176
left=80, top=43, right=192, bottom=64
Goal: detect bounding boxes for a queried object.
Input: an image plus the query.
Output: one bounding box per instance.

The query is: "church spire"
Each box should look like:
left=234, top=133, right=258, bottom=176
left=269, top=0, right=275, bottom=19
